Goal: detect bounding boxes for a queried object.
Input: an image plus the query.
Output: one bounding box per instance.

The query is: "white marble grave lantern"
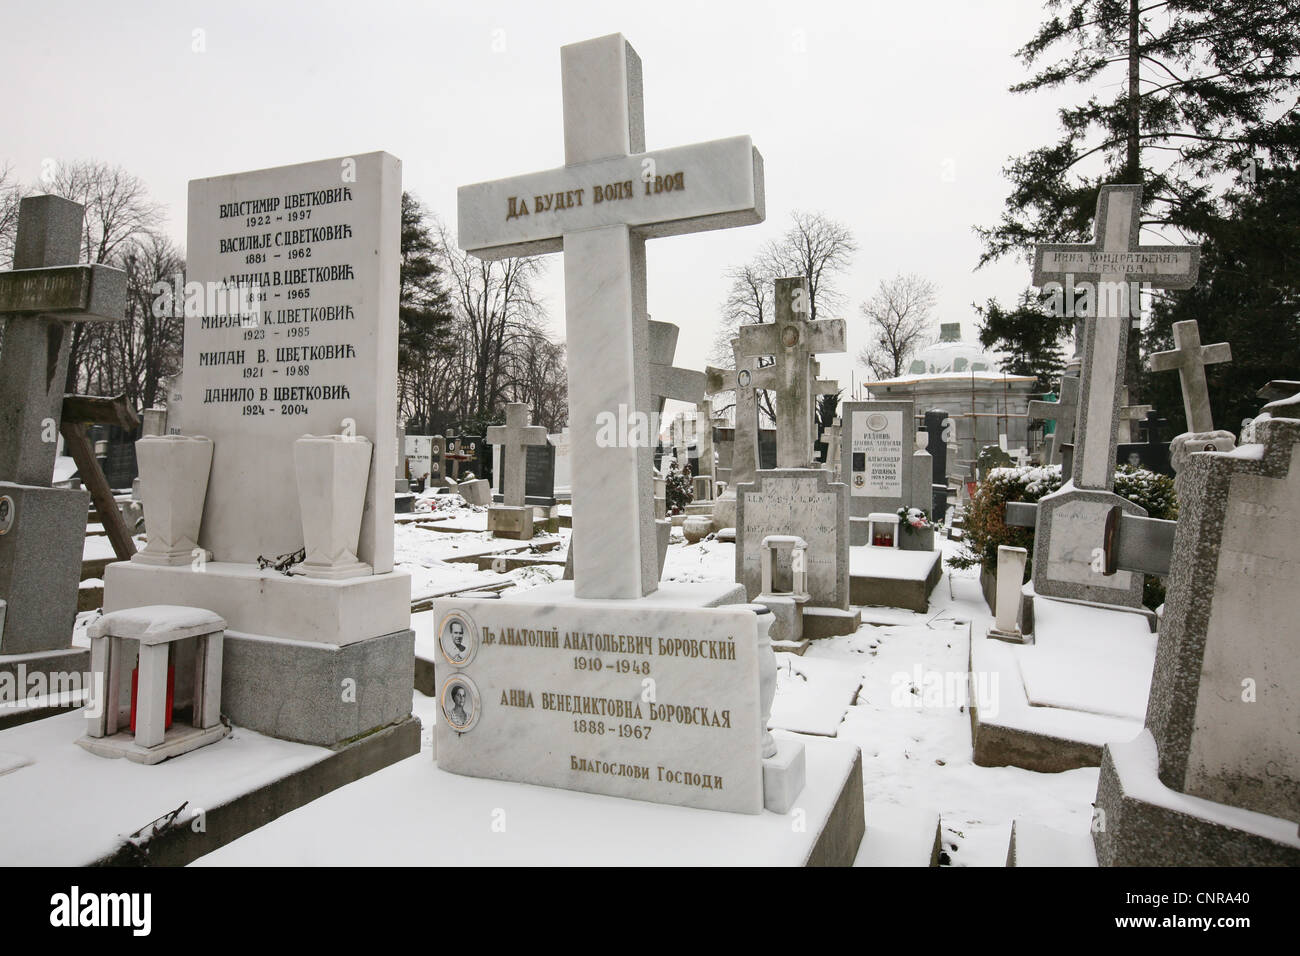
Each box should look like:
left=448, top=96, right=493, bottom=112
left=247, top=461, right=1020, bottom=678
left=79, top=605, right=229, bottom=764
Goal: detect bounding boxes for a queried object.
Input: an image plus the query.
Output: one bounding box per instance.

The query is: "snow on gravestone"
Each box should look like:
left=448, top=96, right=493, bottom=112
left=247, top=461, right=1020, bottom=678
left=184, top=153, right=400, bottom=569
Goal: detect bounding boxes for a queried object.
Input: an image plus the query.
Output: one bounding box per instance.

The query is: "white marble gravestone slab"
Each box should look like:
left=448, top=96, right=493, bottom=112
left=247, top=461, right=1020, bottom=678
left=842, top=400, right=914, bottom=518
left=185, top=152, right=401, bottom=570
left=432, top=598, right=762, bottom=813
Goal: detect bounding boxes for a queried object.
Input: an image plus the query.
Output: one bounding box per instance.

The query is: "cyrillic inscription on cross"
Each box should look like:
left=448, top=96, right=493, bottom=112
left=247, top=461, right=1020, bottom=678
left=458, top=33, right=764, bottom=599
left=737, top=276, right=846, bottom=469
left=1033, top=184, right=1199, bottom=490
left=0, top=196, right=126, bottom=486
left=486, top=403, right=548, bottom=507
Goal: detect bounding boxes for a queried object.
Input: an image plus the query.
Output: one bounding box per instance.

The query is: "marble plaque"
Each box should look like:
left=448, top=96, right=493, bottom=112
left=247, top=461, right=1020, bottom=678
left=841, top=401, right=913, bottom=517
left=1042, top=498, right=1134, bottom=590
left=432, top=597, right=763, bottom=813
left=184, top=152, right=401, bottom=570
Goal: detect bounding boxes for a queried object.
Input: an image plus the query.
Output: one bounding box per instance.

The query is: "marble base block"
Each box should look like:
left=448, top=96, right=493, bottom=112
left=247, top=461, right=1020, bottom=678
left=763, top=735, right=807, bottom=814
left=488, top=505, right=534, bottom=540
left=104, top=560, right=410, bottom=647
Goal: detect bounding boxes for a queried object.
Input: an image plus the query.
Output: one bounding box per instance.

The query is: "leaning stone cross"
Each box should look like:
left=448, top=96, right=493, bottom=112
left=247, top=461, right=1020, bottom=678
left=1033, top=184, right=1199, bottom=490
left=1148, top=319, right=1231, bottom=433
left=458, top=33, right=764, bottom=598
left=0, top=196, right=126, bottom=485
left=486, top=403, right=548, bottom=507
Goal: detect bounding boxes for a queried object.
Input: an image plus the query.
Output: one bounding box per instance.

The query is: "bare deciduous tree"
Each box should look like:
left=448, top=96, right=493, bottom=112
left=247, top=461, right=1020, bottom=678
left=42, top=160, right=165, bottom=392
left=0, top=162, right=21, bottom=266
left=857, top=273, right=938, bottom=380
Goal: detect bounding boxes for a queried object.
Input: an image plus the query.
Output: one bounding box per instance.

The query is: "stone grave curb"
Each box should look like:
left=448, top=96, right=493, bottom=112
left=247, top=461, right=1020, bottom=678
left=91, top=715, right=422, bottom=867
left=1093, top=736, right=1300, bottom=867
left=802, top=744, right=866, bottom=867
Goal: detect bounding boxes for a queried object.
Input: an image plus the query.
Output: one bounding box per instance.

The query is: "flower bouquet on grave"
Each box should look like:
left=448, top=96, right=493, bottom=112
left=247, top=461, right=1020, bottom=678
left=896, top=506, right=931, bottom=535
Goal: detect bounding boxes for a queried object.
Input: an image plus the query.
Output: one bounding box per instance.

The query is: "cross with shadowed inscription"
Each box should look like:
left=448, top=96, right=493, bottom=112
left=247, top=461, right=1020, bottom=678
left=458, top=33, right=764, bottom=598
left=1033, top=184, right=1199, bottom=491
left=0, top=196, right=126, bottom=486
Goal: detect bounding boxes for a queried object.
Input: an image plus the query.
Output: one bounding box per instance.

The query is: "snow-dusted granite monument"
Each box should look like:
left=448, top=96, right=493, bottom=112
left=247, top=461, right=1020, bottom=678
left=486, top=402, right=547, bottom=540
left=1092, top=394, right=1300, bottom=865
left=103, top=152, right=416, bottom=750
left=436, top=35, right=860, bottom=834
left=0, top=197, right=125, bottom=691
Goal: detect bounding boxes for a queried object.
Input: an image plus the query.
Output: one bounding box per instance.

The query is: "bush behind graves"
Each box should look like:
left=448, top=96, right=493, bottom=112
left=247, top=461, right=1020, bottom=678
left=948, top=463, right=1178, bottom=609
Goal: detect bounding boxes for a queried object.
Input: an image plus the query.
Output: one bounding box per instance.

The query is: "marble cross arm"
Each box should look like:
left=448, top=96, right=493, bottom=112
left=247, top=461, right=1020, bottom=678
left=704, top=365, right=736, bottom=395
left=485, top=424, right=548, bottom=446
left=457, top=137, right=765, bottom=260
left=650, top=364, right=706, bottom=404
left=1102, top=506, right=1176, bottom=577
left=0, top=263, right=126, bottom=323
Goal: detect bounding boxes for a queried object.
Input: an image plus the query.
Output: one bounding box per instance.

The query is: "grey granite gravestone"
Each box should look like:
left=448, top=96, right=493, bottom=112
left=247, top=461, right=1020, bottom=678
left=735, top=469, right=849, bottom=610
left=1094, top=400, right=1300, bottom=865
left=0, top=197, right=125, bottom=680
left=487, top=403, right=548, bottom=538
left=1029, top=185, right=1199, bottom=608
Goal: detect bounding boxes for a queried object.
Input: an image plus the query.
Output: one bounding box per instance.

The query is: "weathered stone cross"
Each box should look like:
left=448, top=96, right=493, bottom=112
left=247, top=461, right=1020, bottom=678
left=1117, top=387, right=1153, bottom=443
left=1149, top=319, right=1231, bottom=433
left=0, top=196, right=126, bottom=485
left=1033, top=184, right=1199, bottom=490
left=705, top=336, right=763, bottom=487
left=1027, top=375, right=1080, bottom=467
left=737, top=276, right=845, bottom=469
left=648, top=319, right=705, bottom=413
left=486, top=403, right=548, bottom=507
left=459, top=33, right=764, bottom=598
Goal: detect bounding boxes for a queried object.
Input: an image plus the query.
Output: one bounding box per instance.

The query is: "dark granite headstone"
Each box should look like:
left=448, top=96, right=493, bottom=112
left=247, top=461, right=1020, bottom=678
left=758, top=428, right=777, bottom=470
left=1116, top=411, right=1172, bottom=475
left=924, top=409, right=949, bottom=519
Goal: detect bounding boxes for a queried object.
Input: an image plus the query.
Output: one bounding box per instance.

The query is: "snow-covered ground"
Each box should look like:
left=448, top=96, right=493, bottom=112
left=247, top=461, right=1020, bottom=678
left=388, top=505, right=1105, bottom=867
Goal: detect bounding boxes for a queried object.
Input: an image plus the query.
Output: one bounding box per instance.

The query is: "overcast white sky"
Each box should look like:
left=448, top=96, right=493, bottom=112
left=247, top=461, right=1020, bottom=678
left=2, top=0, right=1075, bottom=407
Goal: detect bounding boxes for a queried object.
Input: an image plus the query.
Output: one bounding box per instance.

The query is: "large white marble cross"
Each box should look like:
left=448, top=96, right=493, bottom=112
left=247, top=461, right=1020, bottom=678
left=459, top=33, right=764, bottom=598
left=1033, top=185, right=1199, bottom=490
left=1149, top=319, right=1231, bottom=433
left=486, top=403, right=548, bottom=506
left=737, top=276, right=846, bottom=469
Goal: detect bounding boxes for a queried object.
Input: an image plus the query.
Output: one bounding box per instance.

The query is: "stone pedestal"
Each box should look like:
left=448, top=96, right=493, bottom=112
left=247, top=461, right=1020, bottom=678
left=988, top=545, right=1030, bottom=643
left=294, top=436, right=374, bottom=580
left=488, top=505, right=534, bottom=540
